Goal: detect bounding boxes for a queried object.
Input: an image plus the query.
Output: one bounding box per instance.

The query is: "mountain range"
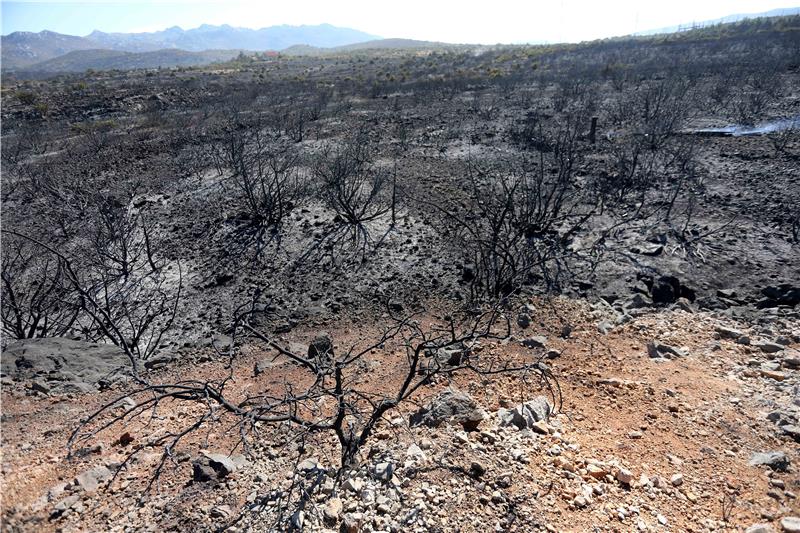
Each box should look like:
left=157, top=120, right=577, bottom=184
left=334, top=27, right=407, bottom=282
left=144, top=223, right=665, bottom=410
left=1, top=23, right=379, bottom=70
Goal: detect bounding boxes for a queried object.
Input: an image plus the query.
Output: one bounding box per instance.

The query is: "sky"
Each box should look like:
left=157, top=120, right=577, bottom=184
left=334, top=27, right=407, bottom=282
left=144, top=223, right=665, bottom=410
left=2, top=0, right=798, bottom=43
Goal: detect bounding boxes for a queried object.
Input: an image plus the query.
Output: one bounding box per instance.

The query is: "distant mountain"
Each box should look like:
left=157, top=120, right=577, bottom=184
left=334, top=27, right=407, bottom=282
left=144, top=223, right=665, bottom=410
left=1, top=23, right=380, bottom=70
left=85, top=23, right=380, bottom=53
left=635, top=7, right=800, bottom=36
left=20, top=48, right=242, bottom=73
left=282, top=38, right=456, bottom=56
left=1, top=30, right=97, bottom=68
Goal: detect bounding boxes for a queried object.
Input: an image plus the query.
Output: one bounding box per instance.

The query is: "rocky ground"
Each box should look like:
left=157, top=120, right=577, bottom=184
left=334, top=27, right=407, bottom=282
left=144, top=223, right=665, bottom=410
left=2, top=297, right=799, bottom=532
left=2, top=22, right=800, bottom=533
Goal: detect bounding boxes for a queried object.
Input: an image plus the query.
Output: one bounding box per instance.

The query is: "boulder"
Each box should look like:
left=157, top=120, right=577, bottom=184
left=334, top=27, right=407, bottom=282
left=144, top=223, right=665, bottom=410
left=782, top=425, right=800, bottom=442
left=410, top=388, right=486, bottom=431
left=651, top=276, right=694, bottom=305
left=625, top=293, right=653, bottom=310
left=373, top=462, right=394, bottom=481
left=144, top=354, right=172, bottom=369
left=715, top=326, right=744, bottom=340
left=782, top=350, right=800, bottom=368
left=696, top=296, right=729, bottom=310
left=498, top=396, right=553, bottom=430
left=521, top=336, right=547, bottom=349
left=194, top=452, right=249, bottom=481
left=782, top=517, right=800, bottom=533
left=1, top=337, right=130, bottom=394
left=308, top=334, right=334, bottom=361
left=469, top=461, right=487, bottom=479
left=755, top=341, right=785, bottom=354
left=75, top=465, right=112, bottom=492
left=759, top=284, right=800, bottom=308
left=434, top=346, right=466, bottom=367
left=749, top=451, right=790, bottom=472
left=647, top=341, right=688, bottom=359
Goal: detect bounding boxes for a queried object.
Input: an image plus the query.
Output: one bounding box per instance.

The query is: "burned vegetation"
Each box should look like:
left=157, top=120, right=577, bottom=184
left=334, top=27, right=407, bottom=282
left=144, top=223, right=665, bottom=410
left=2, top=14, right=800, bottom=533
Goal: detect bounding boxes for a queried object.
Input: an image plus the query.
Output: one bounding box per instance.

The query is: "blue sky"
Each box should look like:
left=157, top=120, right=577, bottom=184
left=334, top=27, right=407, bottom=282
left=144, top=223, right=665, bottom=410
left=2, top=1, right=797, bottom=43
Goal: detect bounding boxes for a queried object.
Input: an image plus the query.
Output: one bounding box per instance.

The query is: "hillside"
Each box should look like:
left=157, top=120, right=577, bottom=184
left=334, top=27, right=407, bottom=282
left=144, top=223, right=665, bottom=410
left=1, top=10, right=799, bottom=533
left=282, top=38, right=460, bottom=56
left=20, top=48, right=242, bottom=73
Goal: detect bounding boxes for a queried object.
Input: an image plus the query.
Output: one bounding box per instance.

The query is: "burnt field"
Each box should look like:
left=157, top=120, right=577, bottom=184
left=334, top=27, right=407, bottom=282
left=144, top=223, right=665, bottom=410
left=2, top=15, right=800, bottom=533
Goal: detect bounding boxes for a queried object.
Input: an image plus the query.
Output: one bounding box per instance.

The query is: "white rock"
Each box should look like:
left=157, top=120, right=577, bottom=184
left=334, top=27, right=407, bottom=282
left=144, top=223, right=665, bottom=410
left=342, top=478, right=364, bottom=493
left=616, top=468, right=634, bottom=485
left=782, top=517, right=800, bottom=533
left=361, top=488, right=376, bottom=504
left=745, top=524, right=774, bottom=533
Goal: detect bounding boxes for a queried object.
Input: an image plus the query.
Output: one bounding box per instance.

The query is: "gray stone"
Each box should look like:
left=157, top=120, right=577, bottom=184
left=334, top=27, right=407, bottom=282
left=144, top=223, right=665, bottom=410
left=290, top=510, right=304, bottom=530
left=342, top=513, right=363, bottom=533
left=144, top=354, right=173, bottom=369
left=31, top=379, right=51, bottom=394
left=675, top=298, right=695, bottom=313
left=597, top=321, right=614, bottom=334
left=52, top=494, right=80, bottom=515
left=342, top=478, right=363, bottom=493
left=525, top=396, right=552, bottom=421
left=498, top=396, right=553, bottom=430
left=782, top=425, right=800, bottom=442
left=198, top=452, right=249, bottom=479
left=75, top=465, right=112, bottom=492
left=625, top=293, right=653, bottom=309
left=410, top=388, right=486, bottom=431
left=716, top=326, right=744, bottom=340
left=521, top=336, right=547, bottom=349
left=361, top=488, right=376, bottom=504
left=308, top=334, right=334, bottom=361
left=373, top=462, right=394, bottom=481
left=297, top=458, right=321, bottom=472
left=647, top=341, right=688, bottom=359
left=782, top=349, right=800, bottom=369
left=405, top=443, right=426, bottom=463
left=749, top=451, right=790, bottom=472
left=254, top=359, right=272, bottom=375
left=756, top=341, right=785, bottom=354
left=211, top=335, right=233, bottom=351
left=434, top=346, right=465, bottom=366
